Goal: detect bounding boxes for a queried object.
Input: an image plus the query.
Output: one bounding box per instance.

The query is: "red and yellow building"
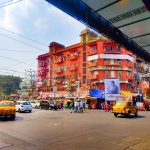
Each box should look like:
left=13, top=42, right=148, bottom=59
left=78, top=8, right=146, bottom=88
left=37, top=29, right=135, bottom=94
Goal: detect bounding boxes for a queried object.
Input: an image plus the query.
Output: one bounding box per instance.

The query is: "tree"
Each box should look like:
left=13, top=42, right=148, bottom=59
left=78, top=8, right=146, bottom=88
left=0, top=75, right=22, bottom=96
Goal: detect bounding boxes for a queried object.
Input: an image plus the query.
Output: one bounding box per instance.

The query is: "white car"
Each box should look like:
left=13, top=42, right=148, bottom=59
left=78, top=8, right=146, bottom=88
left=30, top=100, right=40, bottom=108
left=16, top=101, right=32, bottom=113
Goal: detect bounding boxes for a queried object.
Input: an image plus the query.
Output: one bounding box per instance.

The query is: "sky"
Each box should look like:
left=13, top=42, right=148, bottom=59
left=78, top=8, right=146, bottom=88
left=0, top=0, right=85, bottom=78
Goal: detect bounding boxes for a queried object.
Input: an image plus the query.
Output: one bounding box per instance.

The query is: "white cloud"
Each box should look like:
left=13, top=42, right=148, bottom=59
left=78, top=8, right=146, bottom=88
left=47, top=6, right=84, bottom=28
left=0, top=0, right=34, bottom=33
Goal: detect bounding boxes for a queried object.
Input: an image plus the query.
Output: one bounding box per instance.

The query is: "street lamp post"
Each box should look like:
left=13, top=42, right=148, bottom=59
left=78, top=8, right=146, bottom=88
left=53, top=79, right=57, bottom=100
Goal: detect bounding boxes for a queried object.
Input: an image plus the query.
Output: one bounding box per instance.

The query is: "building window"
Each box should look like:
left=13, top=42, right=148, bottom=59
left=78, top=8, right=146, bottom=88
left=104, top=46, right=108, bottom=52
left=83, top=68, right=86, bottom=74
left=111, top=71, right=115, bottom=78
left=83, top=76, right=86, bottom=84
left=83, top=35, right=86, bottom=43
left=110, top=46, right=113, bottom=51
left=83, top=44, right=86, bottom=51
left=89, top=46, right=97, bottom=54
left=117, top=59, right=121, bottom=64
left=83, top=52, right=86, bottom=62
left=127, top=71, right=131, bottom=76
left=110, top=59, right=114, bottom=65
left=83, top=63, right=86, bottom=68
left=118, top=71, right=122, bottom=77
left=105, top=70, right=109, bottom=77
left=104, top=59, right=109, bottom=64
left=116, top=46, right=121, bottom=52
left=50, top=80, right=52, bottom=86
left=64, top=66, right=67, bottom=71
left=127, top=59, right=130, bottom=63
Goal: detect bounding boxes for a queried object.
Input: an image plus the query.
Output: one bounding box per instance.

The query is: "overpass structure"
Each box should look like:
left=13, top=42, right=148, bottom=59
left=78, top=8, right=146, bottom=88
left=45, top=0, right=150, bottom=62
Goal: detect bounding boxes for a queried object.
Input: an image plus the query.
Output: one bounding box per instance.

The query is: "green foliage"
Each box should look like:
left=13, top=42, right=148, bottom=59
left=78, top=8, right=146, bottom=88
left=0, top=75, right=22, bottom=96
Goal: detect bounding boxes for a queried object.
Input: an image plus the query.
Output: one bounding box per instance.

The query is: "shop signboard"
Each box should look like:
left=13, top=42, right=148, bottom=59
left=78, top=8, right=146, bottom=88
left=105, top=79, right=120, bottom=101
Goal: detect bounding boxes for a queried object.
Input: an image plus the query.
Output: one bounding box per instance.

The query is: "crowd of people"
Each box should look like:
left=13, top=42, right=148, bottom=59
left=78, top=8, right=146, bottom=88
left=70, top=99, right=86, bottom=113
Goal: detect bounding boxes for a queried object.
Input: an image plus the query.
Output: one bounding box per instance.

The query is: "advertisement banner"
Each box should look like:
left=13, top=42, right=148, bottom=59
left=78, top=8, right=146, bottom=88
left=105, top=79, right=120, bottom=101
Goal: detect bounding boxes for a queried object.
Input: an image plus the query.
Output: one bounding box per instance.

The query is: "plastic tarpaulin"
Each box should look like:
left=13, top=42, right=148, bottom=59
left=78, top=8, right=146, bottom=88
left=91, top=89, right=104, bottom=98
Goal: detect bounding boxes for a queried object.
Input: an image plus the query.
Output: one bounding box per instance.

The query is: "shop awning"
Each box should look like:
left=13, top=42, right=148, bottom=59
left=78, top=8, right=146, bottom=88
left=120, top=91, right=136, bottom=97
left=91, top=89, right=104, bottom=98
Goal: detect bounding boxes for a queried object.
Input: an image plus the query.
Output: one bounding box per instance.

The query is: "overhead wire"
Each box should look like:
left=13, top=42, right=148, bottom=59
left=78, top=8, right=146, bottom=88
left=0, top=0, right=13, bottom=6
left=0, top=67, right=25, bottom=74
left=0, top=48, right=39, bottom=53
left=0, top=0, right=23, bottom=9
left=0, top=33, right=46, bottom=52
left=0, top=55, right=31, bottom=66
left=0, top=26, right=48, bottom=47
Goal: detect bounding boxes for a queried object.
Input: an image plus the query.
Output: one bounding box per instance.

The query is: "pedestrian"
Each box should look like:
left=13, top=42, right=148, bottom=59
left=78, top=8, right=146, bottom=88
left=70, top=101, right=75, bottom=113
left=61, top=99, right=64, bottom=109
left=141, top=104, right=145, bottom=111
left=82, top=100, right=86, bottom=111
left=79, top=100, right=83, bottom=112
left=54, top=101, right=57, bottom=111
left=74, top=100, right=78, bottom=113
left=105, top=102, right=109, bottom=112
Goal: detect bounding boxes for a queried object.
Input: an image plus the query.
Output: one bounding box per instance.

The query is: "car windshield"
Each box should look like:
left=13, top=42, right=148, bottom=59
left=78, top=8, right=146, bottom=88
left=116, top=102, right=126, bottom=106
left=21, top=102, right=30, bottom=105
left=0, top=102, right=14, bottom=107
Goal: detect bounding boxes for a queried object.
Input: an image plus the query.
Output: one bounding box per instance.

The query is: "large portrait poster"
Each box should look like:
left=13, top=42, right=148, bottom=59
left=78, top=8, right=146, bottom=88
left=105, top=79, right=120, bottom=101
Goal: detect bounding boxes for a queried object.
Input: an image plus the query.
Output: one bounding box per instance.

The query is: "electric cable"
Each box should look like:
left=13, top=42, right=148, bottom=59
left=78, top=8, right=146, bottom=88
left=0, top=55, right=31, bottom=65
left=0, top=33, right=46, bottom=52
left=0, top=48, right=39, bottom=53
left=0, top=26, right=48, bottom=47
left=0, top=0, right=23, bottom=8
left=0, top=0, right=13, bottom=6
left=0, top=67, right=25, bottom=74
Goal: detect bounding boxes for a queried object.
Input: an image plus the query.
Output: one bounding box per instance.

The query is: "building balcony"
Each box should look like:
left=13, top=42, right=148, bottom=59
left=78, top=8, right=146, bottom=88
left=69, top=53, right=78, bottom=60
left=39, top=63, right=47, bottom=67
left=126, top=62, right=134, bottom=68
left=69, top=65, right=77, bottom=71
left=104, top=63, right=122, bottom=66
left=104, top=51, right=122, bottom=54
left=55, top=56, right=65, bottom=63
left=88, top=61, right=98, bottom=67
left=88, top=46, right=97, bottom=55
left=56, top=80, right=63, bottom=84
left=56, top=69, right=64, bottom=73
left=91, top=75, right=99, bottom=80
left=88, top=50, right=97, bottom=56
left=38, top=72, right=46, bottom=76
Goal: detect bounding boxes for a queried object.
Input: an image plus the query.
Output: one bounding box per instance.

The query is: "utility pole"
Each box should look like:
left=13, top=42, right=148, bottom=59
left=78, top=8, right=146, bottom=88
left=25, top=69, right=36, bottom=98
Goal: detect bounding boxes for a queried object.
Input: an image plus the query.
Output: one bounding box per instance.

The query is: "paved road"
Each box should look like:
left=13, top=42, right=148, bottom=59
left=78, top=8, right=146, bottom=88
left=0, top=109, right=150, bottom=150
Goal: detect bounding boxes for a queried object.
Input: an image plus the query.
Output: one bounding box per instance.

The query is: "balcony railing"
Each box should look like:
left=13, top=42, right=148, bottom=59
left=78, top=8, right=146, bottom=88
left=91, top=75, right=99, bottom=80
left=39, top=63, right=47, bottom=67
left=56, top=80, right=63, bottom=84
left=56, top=69, right=64, bottom=73
left=88, top=61, right=98, bottom=67
left=88, top=46, right=97, bottom=55
left=39, top=72, right=46, bottom=76
left=88, top=50, right=97, bottom=55
left=69, top=65, right=77, bottom=71
left=69, top=53, right=78, bottom=60
left=126, top=62, right=133, bottom=67
left=55, top=56, right=65, bottom=63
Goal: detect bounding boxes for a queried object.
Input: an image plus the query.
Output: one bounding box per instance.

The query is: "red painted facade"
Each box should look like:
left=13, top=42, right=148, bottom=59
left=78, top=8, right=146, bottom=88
left=37, top=29, right=135, bottom=92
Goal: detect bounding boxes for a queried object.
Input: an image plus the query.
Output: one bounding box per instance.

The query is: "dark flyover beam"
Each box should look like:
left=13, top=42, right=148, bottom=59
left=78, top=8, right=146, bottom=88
left=130, top=33, right=150, bottom=39
left=142, top=44, right=150, bottom=48
left=93, top=0, right=121, bottom=14
left=45, top=0, right=150, bottom=62
left=117, top=16, right=150, bottom=28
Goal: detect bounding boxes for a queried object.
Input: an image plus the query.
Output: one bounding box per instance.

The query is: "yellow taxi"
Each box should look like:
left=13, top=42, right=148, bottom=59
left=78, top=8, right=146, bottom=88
left=0, top=100, right=16, bottom=120
left=112, top=100, right=138, bottom=117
